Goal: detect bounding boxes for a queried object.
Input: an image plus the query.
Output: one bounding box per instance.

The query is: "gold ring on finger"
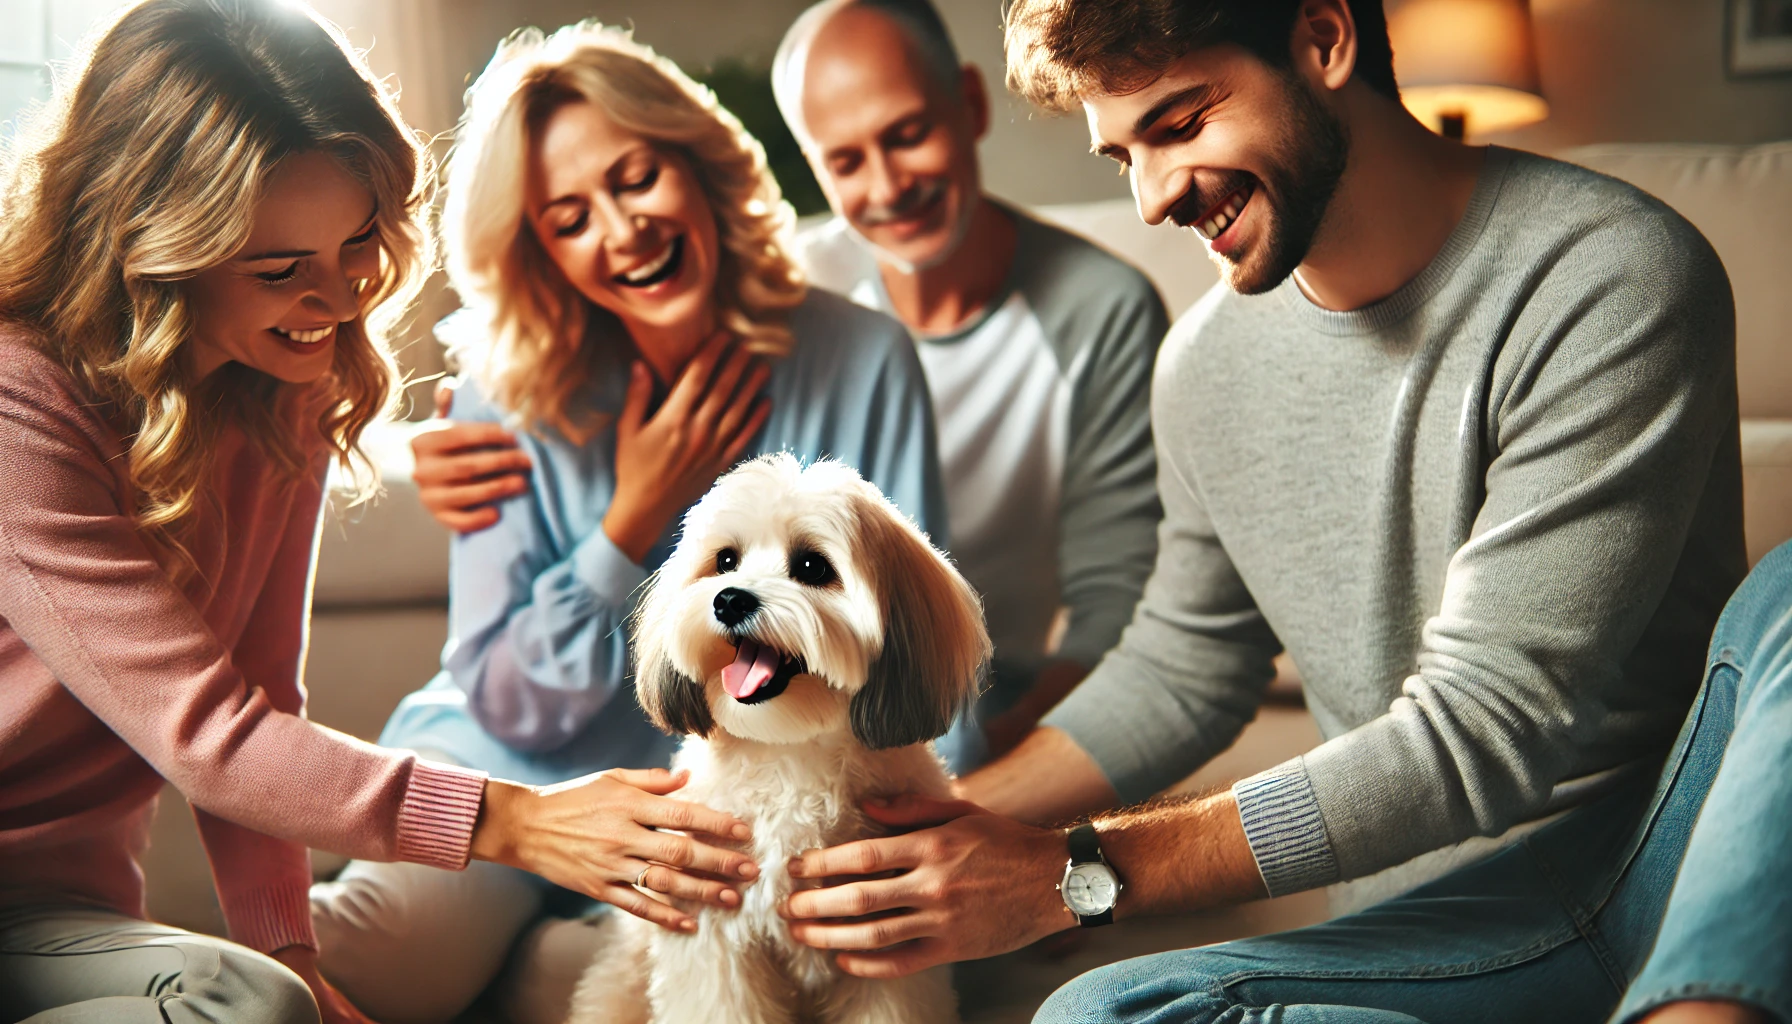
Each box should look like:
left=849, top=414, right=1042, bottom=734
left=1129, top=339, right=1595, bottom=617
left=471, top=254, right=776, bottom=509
left=635, top=865, right=653, bottom=890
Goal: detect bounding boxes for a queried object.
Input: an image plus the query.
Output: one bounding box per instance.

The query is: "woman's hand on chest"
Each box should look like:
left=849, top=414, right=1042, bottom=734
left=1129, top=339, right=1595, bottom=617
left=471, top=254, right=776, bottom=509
left=604, top=331, right=771, bottom=563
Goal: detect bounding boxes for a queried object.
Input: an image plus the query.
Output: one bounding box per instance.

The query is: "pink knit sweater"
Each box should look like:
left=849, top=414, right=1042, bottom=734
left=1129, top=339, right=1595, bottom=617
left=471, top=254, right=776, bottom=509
left=0, top=328, right=487, bottom=953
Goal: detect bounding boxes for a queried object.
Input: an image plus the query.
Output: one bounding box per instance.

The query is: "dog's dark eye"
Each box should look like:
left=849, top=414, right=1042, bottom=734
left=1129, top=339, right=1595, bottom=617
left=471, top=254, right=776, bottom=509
left=789, top=549, right=836, bottom=587
left=715, top=548, right=740, bottom=573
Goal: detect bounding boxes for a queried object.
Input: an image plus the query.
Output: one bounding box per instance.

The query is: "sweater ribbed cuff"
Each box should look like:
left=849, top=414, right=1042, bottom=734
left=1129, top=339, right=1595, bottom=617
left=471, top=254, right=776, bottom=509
left=224, top=882, right=317, bottom=954
left=571, top=528, right=650, bottom=607
left=396, top=759, right=488, bottom=870
left=1233, top=757, right=1341, bottom=897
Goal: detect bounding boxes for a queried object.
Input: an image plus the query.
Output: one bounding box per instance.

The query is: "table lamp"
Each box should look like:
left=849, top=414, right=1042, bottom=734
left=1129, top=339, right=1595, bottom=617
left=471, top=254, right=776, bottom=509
left=1387, top=0, right=1549, bottom=140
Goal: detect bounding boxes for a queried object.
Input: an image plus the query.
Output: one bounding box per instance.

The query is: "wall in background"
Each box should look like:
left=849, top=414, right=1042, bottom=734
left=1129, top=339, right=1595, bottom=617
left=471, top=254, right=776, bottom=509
left=315, top=0, right=1792, bottom=210
left=305, top=0, right=1134, bottom=210
left=959, top=0, right=1792, bottom=199
left=6, top=1, right=1790, bottom=209
left=931, top=1, right=1134, bottom=207
left=947, top=0, right=1792, bottom=199
left=1472, top=0, right=1792, bottom=152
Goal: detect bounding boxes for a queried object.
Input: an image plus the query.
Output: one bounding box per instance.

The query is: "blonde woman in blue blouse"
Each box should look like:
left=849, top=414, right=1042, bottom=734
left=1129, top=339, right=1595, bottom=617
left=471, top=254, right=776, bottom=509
left=307, top=21, right=947, bottom=1021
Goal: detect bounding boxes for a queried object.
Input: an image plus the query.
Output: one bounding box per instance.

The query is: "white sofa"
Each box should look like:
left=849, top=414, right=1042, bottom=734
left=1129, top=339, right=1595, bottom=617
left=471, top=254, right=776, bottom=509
left=142, top=141, right=1792, bottom=942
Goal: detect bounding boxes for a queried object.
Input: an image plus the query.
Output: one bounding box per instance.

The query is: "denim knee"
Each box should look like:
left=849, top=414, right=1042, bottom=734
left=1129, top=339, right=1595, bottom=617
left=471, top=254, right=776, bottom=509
left=1034, top=953, right=1228, bottom=1024
left=172, top=943, right=318, bottom=1024
left=1711, top=541, right=1792, bottom=675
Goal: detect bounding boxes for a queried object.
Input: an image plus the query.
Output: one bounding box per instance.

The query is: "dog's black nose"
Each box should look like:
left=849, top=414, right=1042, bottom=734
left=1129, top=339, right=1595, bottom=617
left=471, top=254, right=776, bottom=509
left=713, top=587, right=759, bottom=628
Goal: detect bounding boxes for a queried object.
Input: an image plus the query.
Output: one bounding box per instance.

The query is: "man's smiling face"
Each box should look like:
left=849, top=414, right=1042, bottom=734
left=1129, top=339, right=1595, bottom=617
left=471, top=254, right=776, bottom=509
left=797, top=4, right=984, bottom=273
left=1084, top=45, right=1349, bottom=295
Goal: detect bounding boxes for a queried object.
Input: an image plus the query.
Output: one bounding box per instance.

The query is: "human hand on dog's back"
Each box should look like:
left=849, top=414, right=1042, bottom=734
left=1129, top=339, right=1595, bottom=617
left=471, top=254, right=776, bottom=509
left=604, top=331, right=771, bottom=563
left=780, top=794, right=1076, bottom=975
left=471, top=766, right=761, bottom=932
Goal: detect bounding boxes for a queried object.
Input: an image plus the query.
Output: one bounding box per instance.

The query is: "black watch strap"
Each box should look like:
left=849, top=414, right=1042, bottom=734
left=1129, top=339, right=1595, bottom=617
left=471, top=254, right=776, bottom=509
left=1067, top=822, right=1104, bottom=864
left=1066, top=823, right=1114, bottom=927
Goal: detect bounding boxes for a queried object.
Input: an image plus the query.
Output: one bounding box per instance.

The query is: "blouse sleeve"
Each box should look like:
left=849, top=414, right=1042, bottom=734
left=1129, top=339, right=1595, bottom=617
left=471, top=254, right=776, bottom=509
left=439, top=463, right=649, bottom=753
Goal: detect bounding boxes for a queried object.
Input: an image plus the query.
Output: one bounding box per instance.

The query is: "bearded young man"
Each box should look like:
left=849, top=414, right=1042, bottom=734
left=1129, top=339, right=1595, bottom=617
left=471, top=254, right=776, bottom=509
left=777, top=2, right=1768, bottom=1021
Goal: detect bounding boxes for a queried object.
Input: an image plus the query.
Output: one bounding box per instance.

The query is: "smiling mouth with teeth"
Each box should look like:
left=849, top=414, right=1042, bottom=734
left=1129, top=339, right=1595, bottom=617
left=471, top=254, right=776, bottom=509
left=721, top=637, right=805, bottom=705
left=273, top=325, right=335, bottom=344
left=615, top=235, right=685, bottom=288
left=1194, top=183, right=1255, bottom=241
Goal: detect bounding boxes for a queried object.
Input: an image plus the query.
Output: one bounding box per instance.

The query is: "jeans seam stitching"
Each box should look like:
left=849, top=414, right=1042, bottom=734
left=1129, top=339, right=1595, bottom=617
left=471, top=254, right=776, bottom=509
left=1213, top=927, right=1578, bottom=986
left=1579, top=671, right=1717, bottom=912
left=1524, top=837, right=1626, bottom=994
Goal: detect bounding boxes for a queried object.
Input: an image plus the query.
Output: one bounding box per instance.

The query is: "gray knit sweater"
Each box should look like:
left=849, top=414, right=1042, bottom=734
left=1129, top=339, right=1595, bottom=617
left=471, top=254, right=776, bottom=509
left=1042, top=147, right=1747, bottom=895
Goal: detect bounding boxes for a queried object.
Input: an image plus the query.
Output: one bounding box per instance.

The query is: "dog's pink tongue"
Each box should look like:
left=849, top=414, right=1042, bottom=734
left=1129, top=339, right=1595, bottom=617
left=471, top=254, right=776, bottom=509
left=722, top=640, right=780, bottom=700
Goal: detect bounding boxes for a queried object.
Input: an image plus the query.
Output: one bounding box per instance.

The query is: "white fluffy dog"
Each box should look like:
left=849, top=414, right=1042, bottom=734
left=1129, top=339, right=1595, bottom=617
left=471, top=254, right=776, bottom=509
left=569, top=453, right=990, bottom=1024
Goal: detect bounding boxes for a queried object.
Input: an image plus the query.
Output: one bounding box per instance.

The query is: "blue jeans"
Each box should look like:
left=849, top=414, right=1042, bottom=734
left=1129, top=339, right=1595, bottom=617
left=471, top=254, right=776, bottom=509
left=1037, top=541, right=1792, bottom=1024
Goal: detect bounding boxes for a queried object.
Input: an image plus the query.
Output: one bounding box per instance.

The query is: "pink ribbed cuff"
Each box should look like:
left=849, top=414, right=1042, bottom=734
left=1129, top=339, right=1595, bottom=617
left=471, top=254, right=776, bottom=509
left=225, top=882, right=317, bottom=954
left=395, top=759, right=488, bottom=870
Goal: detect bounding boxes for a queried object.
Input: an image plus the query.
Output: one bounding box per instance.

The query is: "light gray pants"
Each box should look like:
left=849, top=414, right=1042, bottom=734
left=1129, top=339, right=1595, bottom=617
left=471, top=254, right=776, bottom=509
left=0, top=903, right=318, bottom=1024
left=310, top=858, right=610, bottom=1024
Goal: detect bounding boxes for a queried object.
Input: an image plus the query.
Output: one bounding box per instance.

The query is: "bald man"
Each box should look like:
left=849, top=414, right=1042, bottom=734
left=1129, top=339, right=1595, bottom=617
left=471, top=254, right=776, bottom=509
left=773, top=0, right=1168, bottom=769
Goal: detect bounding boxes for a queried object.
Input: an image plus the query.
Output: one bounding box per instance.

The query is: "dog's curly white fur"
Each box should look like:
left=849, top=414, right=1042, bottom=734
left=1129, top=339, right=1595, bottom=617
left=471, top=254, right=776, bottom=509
left=569, top=454, right=990, bottom=1024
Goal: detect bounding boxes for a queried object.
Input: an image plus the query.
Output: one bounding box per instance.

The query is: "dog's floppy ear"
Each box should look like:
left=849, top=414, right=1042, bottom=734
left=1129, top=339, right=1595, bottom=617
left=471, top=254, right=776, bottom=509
left=849, top=487, right=991, bottom=750
left=631, top=571, right=714, bottom=737
left=634, top=647, right=713, bottom=737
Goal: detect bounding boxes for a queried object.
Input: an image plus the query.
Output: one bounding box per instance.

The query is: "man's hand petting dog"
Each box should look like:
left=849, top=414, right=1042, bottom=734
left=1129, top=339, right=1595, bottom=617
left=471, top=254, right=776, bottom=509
left=778, top=794, right=1073, bottom=978
left=471, top=766, right=760, bottom=933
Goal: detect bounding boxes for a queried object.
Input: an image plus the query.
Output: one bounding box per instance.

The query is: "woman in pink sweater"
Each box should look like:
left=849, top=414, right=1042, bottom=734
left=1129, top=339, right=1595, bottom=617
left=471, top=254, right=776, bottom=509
left=0, top=3, right=759, bottom=1021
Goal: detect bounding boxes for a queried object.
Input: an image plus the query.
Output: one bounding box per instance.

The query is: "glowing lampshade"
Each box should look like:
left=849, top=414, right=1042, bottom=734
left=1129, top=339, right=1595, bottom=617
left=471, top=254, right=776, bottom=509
left=1388, top=0, right=1548, bottom=139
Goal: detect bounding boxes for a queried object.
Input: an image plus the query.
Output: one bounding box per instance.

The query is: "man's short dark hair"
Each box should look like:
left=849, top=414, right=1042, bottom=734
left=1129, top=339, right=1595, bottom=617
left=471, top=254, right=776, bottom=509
left=1003, top=0, right=1398, bottom=112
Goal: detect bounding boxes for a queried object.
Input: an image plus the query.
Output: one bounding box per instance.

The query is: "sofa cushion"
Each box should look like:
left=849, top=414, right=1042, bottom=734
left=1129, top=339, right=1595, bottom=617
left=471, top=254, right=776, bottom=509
left=314, top=420, right=451, bottom=609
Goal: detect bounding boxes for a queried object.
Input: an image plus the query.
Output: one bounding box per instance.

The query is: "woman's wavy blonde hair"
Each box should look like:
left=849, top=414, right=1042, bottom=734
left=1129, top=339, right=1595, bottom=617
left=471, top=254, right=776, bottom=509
left=443, top=21, right=806, bottom=440
left=0, top=0, right=434, bottom=577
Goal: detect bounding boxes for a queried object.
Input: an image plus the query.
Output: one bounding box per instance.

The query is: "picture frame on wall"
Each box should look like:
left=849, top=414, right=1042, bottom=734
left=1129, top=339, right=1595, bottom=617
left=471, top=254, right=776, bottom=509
left=1730, top=0, right=1792, bottom=76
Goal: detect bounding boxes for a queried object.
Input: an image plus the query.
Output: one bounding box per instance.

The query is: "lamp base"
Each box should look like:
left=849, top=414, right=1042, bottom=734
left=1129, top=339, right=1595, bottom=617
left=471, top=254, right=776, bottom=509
left=1400, top=84, right=1548, bottom=139
left=1439, top=111, right=1466, bottom=140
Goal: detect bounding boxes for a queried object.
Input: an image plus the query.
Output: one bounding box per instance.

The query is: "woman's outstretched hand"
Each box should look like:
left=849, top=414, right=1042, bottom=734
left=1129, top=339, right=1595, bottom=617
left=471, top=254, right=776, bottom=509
left=604, top=331, right=771, bottom=563
left=471, top=766, right=760, bottom=932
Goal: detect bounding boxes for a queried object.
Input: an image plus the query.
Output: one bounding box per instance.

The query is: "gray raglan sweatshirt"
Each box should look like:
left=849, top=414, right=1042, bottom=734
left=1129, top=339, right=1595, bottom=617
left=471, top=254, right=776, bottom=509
left=1042, top=147, right=1747, bottom=895
left=797, top=206, right=1167, bottom=691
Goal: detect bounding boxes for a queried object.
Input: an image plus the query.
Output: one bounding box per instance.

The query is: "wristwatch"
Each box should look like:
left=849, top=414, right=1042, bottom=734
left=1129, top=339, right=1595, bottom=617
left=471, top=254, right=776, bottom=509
left=1057, top=822, right=1122, bottom=927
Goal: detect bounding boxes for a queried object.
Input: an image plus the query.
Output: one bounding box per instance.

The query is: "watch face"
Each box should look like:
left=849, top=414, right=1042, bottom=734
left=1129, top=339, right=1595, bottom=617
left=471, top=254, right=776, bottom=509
left=1062, top=863, right=1119, bottom=916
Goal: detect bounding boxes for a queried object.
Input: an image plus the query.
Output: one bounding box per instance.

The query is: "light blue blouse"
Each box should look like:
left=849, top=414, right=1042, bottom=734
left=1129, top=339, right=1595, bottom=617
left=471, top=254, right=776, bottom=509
left=379, top=289, right=947, bottom=784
